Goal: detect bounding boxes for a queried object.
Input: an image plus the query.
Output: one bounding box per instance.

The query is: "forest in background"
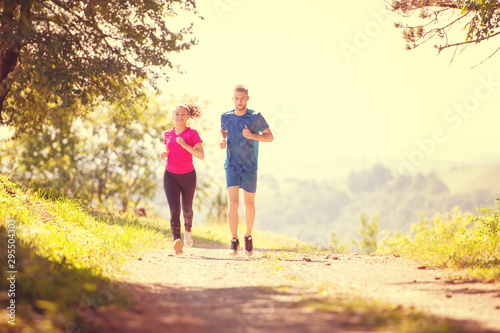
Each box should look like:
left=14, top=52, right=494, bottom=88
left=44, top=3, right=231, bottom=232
left=254, top=163, right=499, bottom=246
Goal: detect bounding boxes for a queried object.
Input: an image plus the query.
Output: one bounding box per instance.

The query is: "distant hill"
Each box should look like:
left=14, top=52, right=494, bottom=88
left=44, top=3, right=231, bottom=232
left=437, top=163, right=500, bottom=194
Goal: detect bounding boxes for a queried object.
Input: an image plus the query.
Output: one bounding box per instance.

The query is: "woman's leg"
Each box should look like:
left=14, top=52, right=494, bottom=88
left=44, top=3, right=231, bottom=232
left=163, top=170, right=182, bottom=240
left=179, top=170, right=197, bottom=232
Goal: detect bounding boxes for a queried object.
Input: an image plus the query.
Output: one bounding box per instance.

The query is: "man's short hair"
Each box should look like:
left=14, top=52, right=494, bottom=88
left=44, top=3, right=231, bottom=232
left=234, top=85, right=248, bottom=94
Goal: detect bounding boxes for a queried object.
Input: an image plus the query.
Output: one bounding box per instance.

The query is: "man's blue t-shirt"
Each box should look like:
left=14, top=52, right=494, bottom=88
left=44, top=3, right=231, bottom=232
left=221, top=109, right=269, bottom=173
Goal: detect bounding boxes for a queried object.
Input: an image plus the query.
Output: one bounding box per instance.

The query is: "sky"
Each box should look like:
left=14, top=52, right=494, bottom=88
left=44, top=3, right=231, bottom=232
left=160, top=0, right=500, bottom=180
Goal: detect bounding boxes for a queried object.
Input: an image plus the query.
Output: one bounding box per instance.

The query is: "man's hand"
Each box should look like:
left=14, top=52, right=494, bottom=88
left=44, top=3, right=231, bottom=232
left=242, top=125, right=254, bottom=140
left=220, top=139, right=226, bottom=149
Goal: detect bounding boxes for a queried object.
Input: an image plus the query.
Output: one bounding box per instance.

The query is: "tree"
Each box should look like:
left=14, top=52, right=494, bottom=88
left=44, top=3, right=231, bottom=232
left=357, top=212, right=380, bottom=254
left=347, top=164, right=392, bottom=193
left=0, top=0, right=199, bottom=134
left=0, top=93, right=212, bottom=212
left=389, top=0, right=500, bottom=64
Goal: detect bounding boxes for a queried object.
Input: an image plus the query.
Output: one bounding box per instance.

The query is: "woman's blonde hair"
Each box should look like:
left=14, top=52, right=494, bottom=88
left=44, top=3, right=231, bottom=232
left=175, top=103, right=202, bottom=119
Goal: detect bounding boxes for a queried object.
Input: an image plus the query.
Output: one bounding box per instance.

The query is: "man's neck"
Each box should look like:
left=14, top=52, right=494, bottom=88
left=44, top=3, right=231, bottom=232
left=235, top=108, right=247, bottom=116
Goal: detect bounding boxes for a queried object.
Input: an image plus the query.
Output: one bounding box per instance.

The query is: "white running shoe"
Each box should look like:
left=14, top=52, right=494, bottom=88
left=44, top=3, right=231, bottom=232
left=184, top=231, right=193, bottom=248
left=173, top=238, right=183, bottom=255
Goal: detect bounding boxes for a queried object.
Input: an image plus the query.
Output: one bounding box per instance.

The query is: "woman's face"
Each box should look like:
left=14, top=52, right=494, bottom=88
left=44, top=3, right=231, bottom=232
left=172, top=107, right=189, bottom=126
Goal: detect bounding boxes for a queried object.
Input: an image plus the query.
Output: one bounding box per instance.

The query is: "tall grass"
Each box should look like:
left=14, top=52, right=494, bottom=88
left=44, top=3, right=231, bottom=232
left=0, top=175, right=172, bottom=332
left=378, top=201, right=500, bottom=282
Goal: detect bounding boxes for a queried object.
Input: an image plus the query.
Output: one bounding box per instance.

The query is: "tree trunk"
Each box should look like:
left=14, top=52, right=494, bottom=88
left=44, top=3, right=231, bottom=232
left=0, top=0, right=33, bottom=117
left=0, top=48, right=19, bottom=115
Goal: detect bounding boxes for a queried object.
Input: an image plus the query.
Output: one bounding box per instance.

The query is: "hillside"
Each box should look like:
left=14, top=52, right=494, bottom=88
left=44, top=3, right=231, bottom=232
left=253, top=163, right=499, bottom=247
left=438, top=162, right=500, bottom=195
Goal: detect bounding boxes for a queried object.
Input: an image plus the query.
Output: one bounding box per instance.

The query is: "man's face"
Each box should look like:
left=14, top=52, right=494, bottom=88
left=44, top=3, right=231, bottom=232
left=232, top=91, right=249, bottom=112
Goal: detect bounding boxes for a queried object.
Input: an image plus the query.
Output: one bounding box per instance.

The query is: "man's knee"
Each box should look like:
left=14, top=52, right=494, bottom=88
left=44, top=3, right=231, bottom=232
left=228, top=197, right=239, bottom=207
left=243, top=198, right=255, bottom=208
left=227, top=190, right=239, bottom=207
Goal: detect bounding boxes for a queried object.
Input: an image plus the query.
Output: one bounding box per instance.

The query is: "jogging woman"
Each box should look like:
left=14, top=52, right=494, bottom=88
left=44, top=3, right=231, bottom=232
left=161, top=104, right=204, bottom=255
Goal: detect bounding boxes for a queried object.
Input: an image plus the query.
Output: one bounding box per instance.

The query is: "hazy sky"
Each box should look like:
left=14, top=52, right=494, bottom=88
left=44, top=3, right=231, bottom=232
left=162, top=0, right=500, bottom=179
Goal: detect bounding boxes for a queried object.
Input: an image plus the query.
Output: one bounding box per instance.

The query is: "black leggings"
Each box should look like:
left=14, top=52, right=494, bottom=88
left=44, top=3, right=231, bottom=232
left=163, top=169, right=197, bottom=240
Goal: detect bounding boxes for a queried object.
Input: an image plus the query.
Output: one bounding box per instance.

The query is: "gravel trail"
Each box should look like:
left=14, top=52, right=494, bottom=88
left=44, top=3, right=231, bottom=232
left=93, top=242, right=500, bottom=333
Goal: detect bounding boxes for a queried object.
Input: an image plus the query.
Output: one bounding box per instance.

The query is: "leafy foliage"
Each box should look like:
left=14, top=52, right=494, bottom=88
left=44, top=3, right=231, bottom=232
left=458, top=197, right=500, bottom=269
left=390, top=0, right=500, bottom=63
left=378, top=200, right=500, bottom=282
left=0, top=93, right=211, bottom=212
left=357, top=212, right=380, bottom=254
left=0, top=0, right=199, bottom=134
left=330, top=231, right=355, bottom=254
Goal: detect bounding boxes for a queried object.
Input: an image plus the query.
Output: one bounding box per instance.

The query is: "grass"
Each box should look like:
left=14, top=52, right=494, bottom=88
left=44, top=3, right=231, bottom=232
left=377, top=203, right=500, bottom=282
left=0, top=175, right=174, bottom=333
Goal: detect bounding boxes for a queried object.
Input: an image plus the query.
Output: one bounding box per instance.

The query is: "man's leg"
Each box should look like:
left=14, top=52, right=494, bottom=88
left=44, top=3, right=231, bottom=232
left=242, top=189, right=256, bottom=256
left=242, top=190, right=255, bottom=237
left=227, top=186, right=240, bottom=238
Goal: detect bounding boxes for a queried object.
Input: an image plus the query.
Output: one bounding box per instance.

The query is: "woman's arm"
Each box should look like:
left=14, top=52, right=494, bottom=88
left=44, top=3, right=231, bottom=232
left=177, top=137, right=205, bottom=160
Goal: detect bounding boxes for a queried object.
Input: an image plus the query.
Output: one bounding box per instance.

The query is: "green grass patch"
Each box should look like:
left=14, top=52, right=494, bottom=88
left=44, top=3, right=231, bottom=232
left=0, top=175, right=174, bottom=332
left=377, top=202, right=500, bottom=282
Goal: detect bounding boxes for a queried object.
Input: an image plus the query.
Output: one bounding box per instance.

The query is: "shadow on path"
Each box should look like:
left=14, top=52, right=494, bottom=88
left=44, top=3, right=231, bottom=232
left=93, top=283, right=362, bottom=333
left=92, top=281, right=500, bottom=333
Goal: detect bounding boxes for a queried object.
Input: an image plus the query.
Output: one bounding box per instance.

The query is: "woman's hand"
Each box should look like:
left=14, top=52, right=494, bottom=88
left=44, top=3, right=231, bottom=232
left=160, top=151, right=168, bottom=159
left=220, top=139, right=226, bottom=149
left=176, top=137, right=186, bottom=146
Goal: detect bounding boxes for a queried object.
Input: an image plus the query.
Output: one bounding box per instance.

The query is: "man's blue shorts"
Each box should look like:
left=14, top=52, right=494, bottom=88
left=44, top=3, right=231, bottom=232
left=225, top=169, right=257, bottom=193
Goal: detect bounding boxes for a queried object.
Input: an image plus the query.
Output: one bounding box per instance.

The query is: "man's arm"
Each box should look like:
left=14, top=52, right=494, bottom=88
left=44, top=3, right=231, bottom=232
left=220, top=129, right=227, bottom=149
left=242, top=127, right=273, bottom=142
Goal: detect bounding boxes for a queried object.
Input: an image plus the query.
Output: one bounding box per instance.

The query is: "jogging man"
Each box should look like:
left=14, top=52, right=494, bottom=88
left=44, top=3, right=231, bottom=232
left=220, top=85, right=273, bottom=256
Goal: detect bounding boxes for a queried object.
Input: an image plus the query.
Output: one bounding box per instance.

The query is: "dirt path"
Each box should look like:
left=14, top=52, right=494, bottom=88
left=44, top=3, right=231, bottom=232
left=94, top=242, right=500, bottom=333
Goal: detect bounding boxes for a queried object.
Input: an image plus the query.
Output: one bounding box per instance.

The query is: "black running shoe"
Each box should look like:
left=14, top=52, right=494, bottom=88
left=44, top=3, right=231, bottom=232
left=244, top=235, right=254, bottom=257
left=229, top=238, right=240, bottom=255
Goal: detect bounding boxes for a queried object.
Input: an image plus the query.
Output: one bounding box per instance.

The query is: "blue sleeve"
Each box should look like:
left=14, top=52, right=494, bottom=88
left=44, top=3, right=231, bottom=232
left=221, top=114, right=227, bottom=131
left=255, top=113, right=269, bottom=132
